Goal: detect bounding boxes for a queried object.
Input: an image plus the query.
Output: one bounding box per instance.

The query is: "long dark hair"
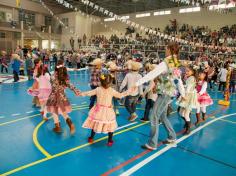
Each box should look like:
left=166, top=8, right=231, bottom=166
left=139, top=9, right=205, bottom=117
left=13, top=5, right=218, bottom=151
left=167, top=42, right=180, bottom=57
left=55, top=60, right=68, bottom=86
left=198, top=69, right=208, bottom=82
left=187, top=66, right=198, bottom=80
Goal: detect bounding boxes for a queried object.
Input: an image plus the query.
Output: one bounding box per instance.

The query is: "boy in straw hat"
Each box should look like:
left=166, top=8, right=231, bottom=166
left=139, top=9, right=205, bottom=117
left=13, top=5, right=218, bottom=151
left=1, top=51, right=8, bottom=73
left=89, top=58, right=104, bottom=109
left=120, top=61, right=143, bottom=121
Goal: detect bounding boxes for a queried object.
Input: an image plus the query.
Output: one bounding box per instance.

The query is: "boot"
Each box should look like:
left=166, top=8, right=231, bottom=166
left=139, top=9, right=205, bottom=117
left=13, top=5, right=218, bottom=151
left=184, top=121, right=191, bottom=135
left=202, top=113, right=206, bottom=121
left=180, top=116, right=187, bottom=129
left=53, top=123, right=62, bottom=133
left=66, top=118, right=75, bottom=134
left=195, top=113, right=203, bottom=126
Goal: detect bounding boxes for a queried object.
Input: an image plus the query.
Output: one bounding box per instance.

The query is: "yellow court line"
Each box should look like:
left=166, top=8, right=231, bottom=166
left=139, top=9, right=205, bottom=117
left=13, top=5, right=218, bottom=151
left=32, top=106, right=89, bottom=158
left=2, top=122, right=148, bottom=176
left=3, top=107, right=177, bottom=175
left=0, top=104, right=88, bottom=127
left=33, top=106, right=145, bottom=158
left=32, top=120, right=52, bottom=158
left=4, top=107, right=176, bottom=175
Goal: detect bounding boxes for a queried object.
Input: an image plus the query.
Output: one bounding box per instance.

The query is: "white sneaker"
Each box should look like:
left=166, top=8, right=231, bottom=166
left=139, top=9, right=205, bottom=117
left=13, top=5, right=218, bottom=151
left=141, top=144, right=157, bottom=150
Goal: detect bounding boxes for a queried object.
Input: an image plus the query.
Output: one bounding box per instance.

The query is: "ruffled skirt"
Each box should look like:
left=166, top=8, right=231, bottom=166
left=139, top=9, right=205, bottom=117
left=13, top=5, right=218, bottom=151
left=82, top=104, right=117, bottom=133
left=198, top=93, right=213, bottom=107
left=176, top=91, right=199, bottom=110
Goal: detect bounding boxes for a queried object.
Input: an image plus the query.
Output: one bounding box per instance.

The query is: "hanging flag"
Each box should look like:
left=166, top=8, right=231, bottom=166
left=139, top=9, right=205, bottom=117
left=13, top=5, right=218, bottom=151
left=16, top=0, right=21, bottom=8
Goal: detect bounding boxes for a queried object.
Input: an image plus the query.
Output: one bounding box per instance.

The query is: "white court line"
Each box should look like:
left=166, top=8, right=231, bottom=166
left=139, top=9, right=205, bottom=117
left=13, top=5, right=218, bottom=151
left=120, top=113, right=236, bottom=176
left=117, top=122, right=138, bottom=131
left=26, top=111, right=34, bottom=114
left=12, top=113, right=21, bottom=116
left=71, top=104, right=77, bottom=106
left=0, top=116, right=5, bottom=119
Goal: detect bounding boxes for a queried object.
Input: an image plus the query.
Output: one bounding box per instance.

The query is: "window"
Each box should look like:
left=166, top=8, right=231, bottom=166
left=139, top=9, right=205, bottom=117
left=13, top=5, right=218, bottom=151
left=0, top=32, right=5, bottom=38
left=179, top=7, right=201, bottom=13
left=154, top=10, right=171, bottom=16
left=19, top=10, right=35, bottom=25
left=136, top=13, right=150, bottom=18
left=45, top=16, right=52, bottom=26
left=62, top=18, right=69, bottom=26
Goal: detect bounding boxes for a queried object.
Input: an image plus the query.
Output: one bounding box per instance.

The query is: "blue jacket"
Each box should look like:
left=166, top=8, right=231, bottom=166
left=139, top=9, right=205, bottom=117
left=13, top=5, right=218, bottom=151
left=12, top=59, right=21, bottom=73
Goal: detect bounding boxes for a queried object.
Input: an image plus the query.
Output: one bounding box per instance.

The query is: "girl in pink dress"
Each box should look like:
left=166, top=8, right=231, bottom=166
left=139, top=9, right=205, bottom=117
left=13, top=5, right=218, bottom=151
left=195, top=70, right=213, bottom=125
left=80, top=74, right=133, bottom=146
left=35, top=65, right=51, bottom=121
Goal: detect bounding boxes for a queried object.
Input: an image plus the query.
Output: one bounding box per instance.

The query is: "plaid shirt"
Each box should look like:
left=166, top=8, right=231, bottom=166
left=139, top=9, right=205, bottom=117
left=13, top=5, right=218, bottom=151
left=90, top=68, right=101, bottom=86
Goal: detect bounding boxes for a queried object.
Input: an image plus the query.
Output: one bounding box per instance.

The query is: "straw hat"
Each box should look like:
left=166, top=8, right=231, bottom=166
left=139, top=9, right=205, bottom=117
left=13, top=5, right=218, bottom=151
left=109, top=63, right=119, bottom=71
left=12, top=53, right=20, bottom=60
left=150, top=64, right=156, bottom=71
left=1, top=51, right=6, bottom=55
left=131, top=61, right=142, bottom=71
left=90, top=58, right=104, bottom=66
left=125, top=60, right=133, bottom=70
left=145, top=63, right=152, bottom=70
left=106, top=61, right=114, bottom=67
left=27, top=53, right=31, bottom=58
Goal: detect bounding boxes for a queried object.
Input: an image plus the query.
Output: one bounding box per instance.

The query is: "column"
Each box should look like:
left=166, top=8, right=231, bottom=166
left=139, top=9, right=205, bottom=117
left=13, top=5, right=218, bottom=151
left=49, top=25, right=51, bottom=50
left=20, top=21, right=24, bottom=47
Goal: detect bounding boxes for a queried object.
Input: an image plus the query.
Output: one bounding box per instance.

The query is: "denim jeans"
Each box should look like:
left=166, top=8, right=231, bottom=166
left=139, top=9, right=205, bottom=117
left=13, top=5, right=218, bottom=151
left=230, top=80, right=236, bottom=93
left=89, top=85, right=98, bottom=109
left=218, top=81, right=226, bottom=91
left=13, top=70, right=19, bottom=82
left=125, top=95, right=139, bottom=115
left=113, top=98, right=119, bottom=112
left=143, top=99, right=155, bottom=120
left=147, top=94, right=176, bottom=148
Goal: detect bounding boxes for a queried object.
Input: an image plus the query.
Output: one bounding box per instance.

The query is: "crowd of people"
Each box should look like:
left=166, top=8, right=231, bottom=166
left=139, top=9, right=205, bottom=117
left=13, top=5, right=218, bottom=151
left=84, top=22, right=236, bottom=57
left=1, top=40, right=235, bottom=149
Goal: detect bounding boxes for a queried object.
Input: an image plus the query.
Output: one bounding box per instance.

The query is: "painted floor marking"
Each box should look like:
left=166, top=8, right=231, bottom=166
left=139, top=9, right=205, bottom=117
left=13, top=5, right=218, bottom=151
left=120, top=113, right=236, bottom=176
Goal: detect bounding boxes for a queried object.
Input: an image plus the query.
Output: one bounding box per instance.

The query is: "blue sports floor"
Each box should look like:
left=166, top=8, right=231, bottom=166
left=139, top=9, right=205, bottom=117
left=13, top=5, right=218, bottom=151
left=0, top=69, right=236, bottom=176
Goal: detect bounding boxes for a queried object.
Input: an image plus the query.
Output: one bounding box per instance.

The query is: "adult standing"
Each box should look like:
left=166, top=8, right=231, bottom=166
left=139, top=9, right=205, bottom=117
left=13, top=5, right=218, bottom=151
left=135, top=42, right=185, bottom=150
left=218, top=64, right=228, bottom=92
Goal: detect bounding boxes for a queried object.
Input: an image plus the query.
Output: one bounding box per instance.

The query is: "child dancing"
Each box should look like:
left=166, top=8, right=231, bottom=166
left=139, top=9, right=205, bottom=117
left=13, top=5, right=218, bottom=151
left=46, top=60, right=80, bottom=134
left=35, top=65, right=51, bottom=121
left=141, top=64, right=158, bottom=122
left=120, top=61, right=143, bottom=122
left=177, top=66, right=199, bottom=135
left=195, top=70, right=213, bottom=125
left=80, top=74, right=133, bottom=146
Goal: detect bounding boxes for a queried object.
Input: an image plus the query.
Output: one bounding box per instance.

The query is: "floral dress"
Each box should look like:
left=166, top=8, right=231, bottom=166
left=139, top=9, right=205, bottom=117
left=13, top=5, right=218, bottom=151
left=46, top=78, right=79, bottom=115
